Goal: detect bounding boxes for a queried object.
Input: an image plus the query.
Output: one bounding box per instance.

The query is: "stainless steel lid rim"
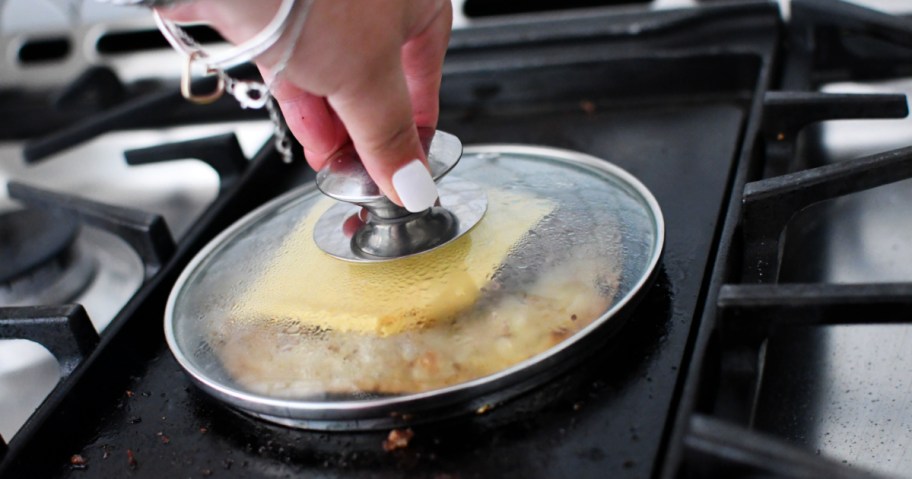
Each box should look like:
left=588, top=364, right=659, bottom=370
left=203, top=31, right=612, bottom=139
left=165, top=144, right=665, bottom=428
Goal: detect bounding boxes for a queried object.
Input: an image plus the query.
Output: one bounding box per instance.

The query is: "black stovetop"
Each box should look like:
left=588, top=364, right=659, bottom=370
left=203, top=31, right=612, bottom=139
left=6, top=1, right=910, bottom=478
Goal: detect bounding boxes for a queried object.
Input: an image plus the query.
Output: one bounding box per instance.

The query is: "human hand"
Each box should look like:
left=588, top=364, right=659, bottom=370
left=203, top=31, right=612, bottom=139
left=160, top=0, right=452, bottom=212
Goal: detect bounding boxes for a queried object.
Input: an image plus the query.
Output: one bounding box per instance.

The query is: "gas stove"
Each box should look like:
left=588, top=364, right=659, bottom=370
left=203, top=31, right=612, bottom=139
left=1, top=1, right=912, bottom=478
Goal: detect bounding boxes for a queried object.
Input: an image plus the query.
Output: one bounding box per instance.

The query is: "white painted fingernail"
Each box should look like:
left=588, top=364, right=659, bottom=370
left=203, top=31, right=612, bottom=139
left=392, top=160, right=438, bottom=213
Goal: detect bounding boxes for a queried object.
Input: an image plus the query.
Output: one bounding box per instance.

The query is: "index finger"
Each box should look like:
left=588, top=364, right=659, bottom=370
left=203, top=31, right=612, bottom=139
left=327, top=53, right=437, bottom=213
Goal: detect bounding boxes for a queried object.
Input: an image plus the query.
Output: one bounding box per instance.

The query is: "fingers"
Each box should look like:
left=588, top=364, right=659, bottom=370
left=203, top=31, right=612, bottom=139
left=319, top=0, right=449, bottom=211
left=269, top=77, right=348, bottom=171
left=401, top=0, right=452, bottom=129
left=158, top=0, right=453, bottom=213
left=327, top=52, right=435, bottom=212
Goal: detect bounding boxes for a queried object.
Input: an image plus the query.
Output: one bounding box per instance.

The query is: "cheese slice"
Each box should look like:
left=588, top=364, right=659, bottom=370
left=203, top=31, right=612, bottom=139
left=237, top=189, right=555, bottom=336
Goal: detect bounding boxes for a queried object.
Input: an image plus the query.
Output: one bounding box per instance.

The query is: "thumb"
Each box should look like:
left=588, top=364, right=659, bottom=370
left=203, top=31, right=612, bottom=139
left=326, top=54, right=438, bottom=213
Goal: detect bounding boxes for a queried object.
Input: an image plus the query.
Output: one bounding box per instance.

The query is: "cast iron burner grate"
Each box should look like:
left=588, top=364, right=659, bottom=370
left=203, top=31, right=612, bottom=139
left=669, top=1, right=912, bottom=478
left=0, top=130, right=262, bottom=456
left=0, top=119, right=307, bottom=473
left=0, top=209, right=93, bottom=306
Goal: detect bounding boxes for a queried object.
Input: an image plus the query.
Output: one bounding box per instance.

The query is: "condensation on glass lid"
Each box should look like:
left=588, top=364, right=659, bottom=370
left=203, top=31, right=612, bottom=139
left=165, top=145, right=663, bottom=418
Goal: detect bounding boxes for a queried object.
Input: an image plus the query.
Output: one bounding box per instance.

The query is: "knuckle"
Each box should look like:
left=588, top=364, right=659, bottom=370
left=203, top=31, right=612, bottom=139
left=363, top=121, right=415, bottom=158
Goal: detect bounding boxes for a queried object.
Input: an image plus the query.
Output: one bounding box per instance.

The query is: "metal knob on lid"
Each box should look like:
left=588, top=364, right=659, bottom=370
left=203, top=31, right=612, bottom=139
left=313, top=129, right=488, bottom=262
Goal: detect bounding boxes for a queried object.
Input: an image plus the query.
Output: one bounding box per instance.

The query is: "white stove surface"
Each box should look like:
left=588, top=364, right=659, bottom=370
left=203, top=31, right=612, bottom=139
left=0, top=121, right=272, bottom=440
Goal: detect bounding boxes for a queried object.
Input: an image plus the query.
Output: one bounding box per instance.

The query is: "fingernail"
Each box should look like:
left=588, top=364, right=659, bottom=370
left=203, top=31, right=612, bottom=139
left=392, top=160, right=438, bottom=213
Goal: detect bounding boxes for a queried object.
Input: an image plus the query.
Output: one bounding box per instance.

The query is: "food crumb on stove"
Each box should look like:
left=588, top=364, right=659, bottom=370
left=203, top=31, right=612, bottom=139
left=200, top=426, right=209, bottom=434
left=101, top=445, right=111, bottom=460
left=572, top=401, right=583, bottom=411
left=70, top=454, right=87, bottom=469
left=201, top=468, right=213, bottom=476
left=623, top=459, right=635, bottom=469
left=776, top=132, right=785, bottom=141
left=475, top=404, right=492, bottom=415
left=223, top=458, right=234, bottom=469
left=128, top=416, right=142, bottom=424
left=382, top=428, right=414, bottom=452
left=571, top=314, right=577, bottom=321
left=579, top=100, right=596, bottom=114
left=125, top=390, right=134, bottom=398
left=156, top=432, right=170, bottom=444
left=126, top=449, right=138, bottom=470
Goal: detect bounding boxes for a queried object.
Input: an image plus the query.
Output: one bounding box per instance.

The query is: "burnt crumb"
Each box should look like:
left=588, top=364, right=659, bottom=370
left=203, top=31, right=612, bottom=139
left=623, top=459, right=635, bottom=469
left=570, top=314, right=578, bottom=321
left=70, top=454, right=88, bottom=470
left=128, top=416, right=142, bottom=424
left=157, top=432, right=170, bottom=444
left=382, top=428, right=415, bottom=452
left=579, top=100, right=597, bottom=115
left=126, top=449, right=138, bottom=470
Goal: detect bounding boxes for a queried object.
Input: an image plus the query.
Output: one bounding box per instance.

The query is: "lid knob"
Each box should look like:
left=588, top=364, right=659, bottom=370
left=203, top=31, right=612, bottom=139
left=313, top=129, right=487, bottom=262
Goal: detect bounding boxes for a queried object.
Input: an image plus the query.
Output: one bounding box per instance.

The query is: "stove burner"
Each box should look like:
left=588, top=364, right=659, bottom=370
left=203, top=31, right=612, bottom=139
left=0, top=209, right=96, bottom=306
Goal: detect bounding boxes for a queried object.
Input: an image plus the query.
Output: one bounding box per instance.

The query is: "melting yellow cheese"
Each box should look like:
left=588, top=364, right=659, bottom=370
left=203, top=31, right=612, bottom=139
left=237, top=189, right=554, bottom=336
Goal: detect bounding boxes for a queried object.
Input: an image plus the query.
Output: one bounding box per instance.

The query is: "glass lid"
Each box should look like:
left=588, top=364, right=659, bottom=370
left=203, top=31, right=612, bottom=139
left=165, top=143, right=664, bottom=428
